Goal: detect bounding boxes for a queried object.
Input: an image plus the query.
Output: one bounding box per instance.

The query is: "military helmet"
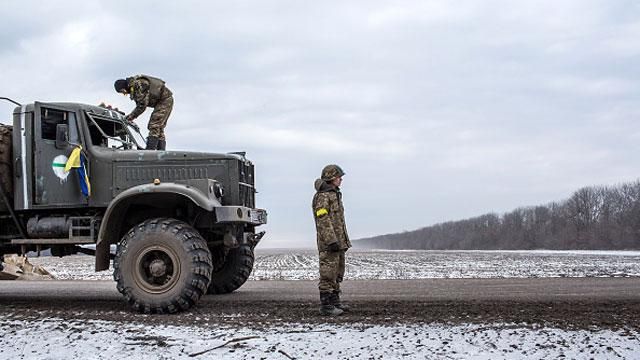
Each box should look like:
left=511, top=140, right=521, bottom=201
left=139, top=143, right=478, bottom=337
left=114, top=79, right=128, bottom=93
left=321, top=164, right=345, bottom=181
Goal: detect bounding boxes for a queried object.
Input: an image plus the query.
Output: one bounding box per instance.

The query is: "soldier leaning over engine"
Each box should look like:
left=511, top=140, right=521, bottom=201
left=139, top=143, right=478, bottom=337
left=312, top=164, right=352, bottom=316
left=114, top=74, right=174, bottom=150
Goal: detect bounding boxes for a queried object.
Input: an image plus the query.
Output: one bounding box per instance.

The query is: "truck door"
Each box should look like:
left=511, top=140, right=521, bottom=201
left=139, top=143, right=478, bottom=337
left=33, top=102, right=87, bottom=206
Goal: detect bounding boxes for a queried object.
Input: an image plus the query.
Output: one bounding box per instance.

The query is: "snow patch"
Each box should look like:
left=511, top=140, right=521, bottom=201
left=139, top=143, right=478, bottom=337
left=0, top=317, right=637, bottom=359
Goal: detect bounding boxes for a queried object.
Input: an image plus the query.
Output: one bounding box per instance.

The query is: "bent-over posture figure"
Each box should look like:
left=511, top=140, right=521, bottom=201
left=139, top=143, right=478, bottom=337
left=114, top=74, right=173, bottom=150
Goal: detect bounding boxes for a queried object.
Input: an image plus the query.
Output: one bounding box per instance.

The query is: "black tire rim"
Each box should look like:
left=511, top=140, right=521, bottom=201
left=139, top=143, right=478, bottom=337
left=134, top=245, right=181, bottom=294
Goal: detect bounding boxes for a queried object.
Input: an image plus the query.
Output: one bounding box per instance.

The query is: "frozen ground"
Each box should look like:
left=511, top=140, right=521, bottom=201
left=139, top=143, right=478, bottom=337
left=7, top=249, right=640, bottom=359
left=27, top=249, right=640, bottom=281
left=1, top=316, right=638, bottom=359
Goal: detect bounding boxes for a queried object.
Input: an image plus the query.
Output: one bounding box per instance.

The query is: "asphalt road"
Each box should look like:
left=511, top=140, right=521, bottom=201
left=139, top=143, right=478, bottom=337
left=2, top=278, right=640, bottom=329
left=1, top=278, right=640, bottom=301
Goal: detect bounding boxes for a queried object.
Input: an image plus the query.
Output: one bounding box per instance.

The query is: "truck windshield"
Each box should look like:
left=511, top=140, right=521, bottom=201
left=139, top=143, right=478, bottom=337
left=85, top=111, right=145, bottom=150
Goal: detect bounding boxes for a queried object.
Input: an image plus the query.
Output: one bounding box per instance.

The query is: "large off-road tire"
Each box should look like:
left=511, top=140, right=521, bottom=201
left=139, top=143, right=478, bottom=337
left=207, top=244, right=254, bottom=294
left=113, top=218, right=213, bottom=313
left=0, top=124, right=12, bottom=205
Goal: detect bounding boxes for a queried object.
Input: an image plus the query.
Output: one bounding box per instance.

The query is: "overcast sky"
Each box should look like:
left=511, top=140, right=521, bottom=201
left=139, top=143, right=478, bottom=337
left=2, top=1, right=639, bottom=248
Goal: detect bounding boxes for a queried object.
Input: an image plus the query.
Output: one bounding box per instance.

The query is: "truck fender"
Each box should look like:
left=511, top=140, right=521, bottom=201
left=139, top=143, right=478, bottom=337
left=94, top=182, right=221, bottom=271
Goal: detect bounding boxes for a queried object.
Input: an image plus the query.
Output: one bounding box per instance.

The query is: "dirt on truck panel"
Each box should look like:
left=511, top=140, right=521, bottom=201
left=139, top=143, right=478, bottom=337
left=0, top=99, right=267, bottom=313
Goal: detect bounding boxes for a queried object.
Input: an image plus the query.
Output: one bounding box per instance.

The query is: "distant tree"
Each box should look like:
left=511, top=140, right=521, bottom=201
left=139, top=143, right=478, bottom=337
left=353, top=179, right=640, bottom=250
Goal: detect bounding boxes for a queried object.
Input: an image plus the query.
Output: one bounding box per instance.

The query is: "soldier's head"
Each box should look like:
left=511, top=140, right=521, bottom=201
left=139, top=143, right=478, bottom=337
left=321, top=164, right=345, bottom=187
left=114, top=79, right=129, bottom=95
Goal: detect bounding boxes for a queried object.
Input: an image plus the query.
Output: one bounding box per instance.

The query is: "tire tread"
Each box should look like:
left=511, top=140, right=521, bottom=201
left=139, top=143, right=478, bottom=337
left=113, top=217, right=212, bottom=314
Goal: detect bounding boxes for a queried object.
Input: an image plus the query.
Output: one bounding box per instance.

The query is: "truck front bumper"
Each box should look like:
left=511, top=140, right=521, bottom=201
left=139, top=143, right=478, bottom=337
left=215, top=206, right=268, bottom=225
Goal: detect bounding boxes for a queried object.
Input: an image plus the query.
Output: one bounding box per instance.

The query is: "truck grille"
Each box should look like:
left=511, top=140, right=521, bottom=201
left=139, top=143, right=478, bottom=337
left=239, top=162, right=255, bottom=207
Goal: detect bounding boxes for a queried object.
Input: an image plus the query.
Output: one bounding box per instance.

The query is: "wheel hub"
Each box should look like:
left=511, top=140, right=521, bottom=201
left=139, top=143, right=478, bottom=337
left=133, top=246, right=180, bottom=294
left=149, top=259, right=167, bottom=277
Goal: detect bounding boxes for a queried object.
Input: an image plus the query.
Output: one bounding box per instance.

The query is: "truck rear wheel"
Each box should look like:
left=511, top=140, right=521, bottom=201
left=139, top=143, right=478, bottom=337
left=0, top=124, right=12, bottom=203
left=113, top=218, right=212, bottom=313
left=207, top=244, right=254, bottom=294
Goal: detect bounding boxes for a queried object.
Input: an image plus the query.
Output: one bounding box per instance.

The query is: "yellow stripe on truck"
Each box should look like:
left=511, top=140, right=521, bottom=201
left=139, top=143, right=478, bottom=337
left=316, top=208, right=328, bottom=217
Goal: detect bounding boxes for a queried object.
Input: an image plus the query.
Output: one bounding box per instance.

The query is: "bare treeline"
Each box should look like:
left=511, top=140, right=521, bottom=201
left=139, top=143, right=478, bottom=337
left=355, top=180, right=640, bottom=250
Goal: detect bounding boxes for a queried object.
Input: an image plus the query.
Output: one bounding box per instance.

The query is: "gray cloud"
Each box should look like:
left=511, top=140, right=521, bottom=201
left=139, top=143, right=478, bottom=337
left=1, top=1, right=639, bottom=248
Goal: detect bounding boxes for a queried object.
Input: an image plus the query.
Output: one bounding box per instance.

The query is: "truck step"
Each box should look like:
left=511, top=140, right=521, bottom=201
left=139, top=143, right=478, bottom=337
left=68, top=216, right=100, bottom=240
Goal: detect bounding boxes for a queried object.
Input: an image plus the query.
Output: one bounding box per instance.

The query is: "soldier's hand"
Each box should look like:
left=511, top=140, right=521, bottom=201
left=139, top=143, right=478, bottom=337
left=327, top=242, right=341, bottom=252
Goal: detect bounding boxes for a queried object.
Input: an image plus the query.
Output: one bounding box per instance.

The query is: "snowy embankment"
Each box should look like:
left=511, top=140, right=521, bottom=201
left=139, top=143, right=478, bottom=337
left=10, top=249, right=640, bottom=359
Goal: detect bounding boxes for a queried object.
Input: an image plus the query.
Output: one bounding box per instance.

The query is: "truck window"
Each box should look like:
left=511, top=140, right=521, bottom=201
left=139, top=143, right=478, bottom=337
left=41, top=108, right=66, bottom=140
left=88, top=118, right=126, bottom=147
left=86, top=112, right=144, bottom=150
left=41, top=108, right=80, bottom=143
left=68, top=112, right=80, bottom=143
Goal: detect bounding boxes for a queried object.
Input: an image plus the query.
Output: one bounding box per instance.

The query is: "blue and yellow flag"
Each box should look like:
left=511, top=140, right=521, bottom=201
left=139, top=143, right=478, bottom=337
left=65, top=146, right=91, bottom=197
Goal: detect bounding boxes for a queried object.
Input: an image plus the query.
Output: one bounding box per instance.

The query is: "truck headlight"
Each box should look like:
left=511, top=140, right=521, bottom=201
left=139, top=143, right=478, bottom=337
left=213, top=182, right=224, bottom=199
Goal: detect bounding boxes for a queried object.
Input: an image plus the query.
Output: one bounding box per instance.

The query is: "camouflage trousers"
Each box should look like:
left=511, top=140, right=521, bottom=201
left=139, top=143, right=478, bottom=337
left=318, top=250, right=345, bottom=293
left=148, top=96, right=174, bottom=140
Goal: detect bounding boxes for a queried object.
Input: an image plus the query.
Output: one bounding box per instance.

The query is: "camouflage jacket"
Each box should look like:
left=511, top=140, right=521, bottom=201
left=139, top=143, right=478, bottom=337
left=312, top=179, right=351, bottom=252
left=126, top=75, right=173, bottom=121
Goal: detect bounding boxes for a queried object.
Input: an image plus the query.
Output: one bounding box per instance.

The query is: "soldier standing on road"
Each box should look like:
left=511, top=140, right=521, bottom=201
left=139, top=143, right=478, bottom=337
left=312, top=164, right=352, bottom=316
left=114, top=74, right=174, bottom=150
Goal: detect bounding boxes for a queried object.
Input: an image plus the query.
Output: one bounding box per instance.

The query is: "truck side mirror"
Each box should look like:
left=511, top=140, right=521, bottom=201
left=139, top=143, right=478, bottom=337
left=55, top=124, right=69, bottom=149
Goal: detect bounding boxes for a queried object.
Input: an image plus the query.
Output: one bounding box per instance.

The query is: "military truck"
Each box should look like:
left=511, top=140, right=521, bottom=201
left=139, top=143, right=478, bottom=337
left=0, top=98, right=267, bottom=313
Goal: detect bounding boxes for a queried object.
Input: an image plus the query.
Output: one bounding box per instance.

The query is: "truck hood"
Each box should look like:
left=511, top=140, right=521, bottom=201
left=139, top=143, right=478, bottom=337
left=91, top=147, right=249, bottom=163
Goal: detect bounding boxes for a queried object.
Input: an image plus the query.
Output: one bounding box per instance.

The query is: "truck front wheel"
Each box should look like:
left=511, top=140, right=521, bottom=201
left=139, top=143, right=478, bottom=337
left=114, top=218, right=212, bottom=313
left=207, top=244, right=254, bottom=294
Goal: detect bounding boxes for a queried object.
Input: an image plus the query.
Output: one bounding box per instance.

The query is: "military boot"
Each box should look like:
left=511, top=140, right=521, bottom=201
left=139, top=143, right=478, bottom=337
left=146, top=136, right=159, bottom=150
left=333, top=291, right=350, bottom=312
left=157, top=139, right=166, bottom=150
left=319, top=292, right=343, bottom=316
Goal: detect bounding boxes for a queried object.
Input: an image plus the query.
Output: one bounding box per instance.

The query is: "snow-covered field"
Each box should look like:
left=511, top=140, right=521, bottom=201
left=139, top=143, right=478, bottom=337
left=1, top=317, right=638, bottom=359
left=7, top=249, right=640, bottom=359
left=253, top=249, right=640, bottom=280
left=27, top=248, right=640, bottom=281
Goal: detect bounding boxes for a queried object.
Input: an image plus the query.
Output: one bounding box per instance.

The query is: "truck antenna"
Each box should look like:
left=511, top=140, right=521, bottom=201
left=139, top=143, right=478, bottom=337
left=0, top=97, right=22, bottom=106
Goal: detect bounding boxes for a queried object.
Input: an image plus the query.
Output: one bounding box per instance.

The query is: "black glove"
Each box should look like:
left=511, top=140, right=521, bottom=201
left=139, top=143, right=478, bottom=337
left=327, top=242, right=341, bottom=252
